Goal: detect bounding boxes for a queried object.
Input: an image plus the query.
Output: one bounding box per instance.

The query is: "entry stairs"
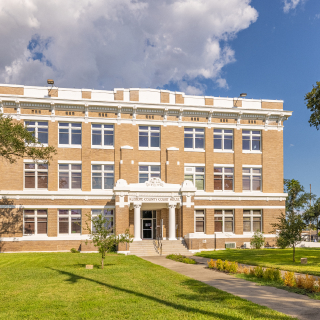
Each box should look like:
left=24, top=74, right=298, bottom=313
left=129, top=240, right=192, bottom=257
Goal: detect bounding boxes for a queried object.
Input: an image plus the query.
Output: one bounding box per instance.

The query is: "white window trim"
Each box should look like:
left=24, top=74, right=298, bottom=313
left=138, top=126, right=160, bottom=150
left=194, top=210, right=205, bottom=233
left=139, top=162, right=161, bottom=166
left=58, top=164, right=82, bottom=190
left=242, top=167, right=262, bottom=192
left=24, top=163, right=48, bottom=191
left=214, top=209, right=234, bottom=234
left=214, top=128, right=233, bottom=152
left=243, top=209, right=262, bottom=233
left=91, top=164, right=115, bottom=191
left=184, top=166, right=205, bottom=191
left=91, top=123, right=115, bottom=149
left=23, top=209, right=48, bottom=236
left=91, top=209, right=114, bottom=234
left=58, top=122, right=82, bottom=148
left=242, top=130, right=262, bottom=153
left=214, top=166, right=234, bottom=192
left=139, top=164, right=161, bottom=183
left=184, top=127, right=205, bottom=151
left=58, top=209, right=82, bottom=235
left=24, top=120, right=49, bottom=147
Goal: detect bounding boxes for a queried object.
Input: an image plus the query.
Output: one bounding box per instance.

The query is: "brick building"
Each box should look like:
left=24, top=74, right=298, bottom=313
left=0, top=84, right=292, bottom=253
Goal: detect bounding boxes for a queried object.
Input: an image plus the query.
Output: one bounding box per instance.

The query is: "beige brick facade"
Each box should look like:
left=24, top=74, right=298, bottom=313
left=0, top=84, right=291, bottom=252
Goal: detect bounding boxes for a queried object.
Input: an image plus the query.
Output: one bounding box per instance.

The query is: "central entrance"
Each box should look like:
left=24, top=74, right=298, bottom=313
left=141, top=210, right=157, bottom=239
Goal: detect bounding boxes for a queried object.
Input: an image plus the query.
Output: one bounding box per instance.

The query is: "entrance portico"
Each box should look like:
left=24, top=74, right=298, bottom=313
left=114, top=178, right=196, bottom=242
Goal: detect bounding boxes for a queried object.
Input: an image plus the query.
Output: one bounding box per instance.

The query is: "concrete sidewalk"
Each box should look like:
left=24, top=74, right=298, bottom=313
left=142, top=256, right=320, bottom=320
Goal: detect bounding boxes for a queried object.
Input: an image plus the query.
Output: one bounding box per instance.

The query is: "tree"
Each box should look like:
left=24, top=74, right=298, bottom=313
left=271, top=179, right=309, bottom=262
left=250, top=230, right=265, bottom=249
left=303, top=197, right=320, bottom=234
left=305, top=81, right=320, bottom=130
left=0, top=114, right=56, bottom=163
left=85, top=213, right=133, bottom=269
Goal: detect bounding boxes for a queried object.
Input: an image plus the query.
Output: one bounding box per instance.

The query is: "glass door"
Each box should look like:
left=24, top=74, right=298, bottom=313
left=142, top=219, right=153, bottom=239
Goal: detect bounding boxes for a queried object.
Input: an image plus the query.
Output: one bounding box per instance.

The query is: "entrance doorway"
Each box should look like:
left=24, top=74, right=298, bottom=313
left=141, top=210, right=157, bottom=239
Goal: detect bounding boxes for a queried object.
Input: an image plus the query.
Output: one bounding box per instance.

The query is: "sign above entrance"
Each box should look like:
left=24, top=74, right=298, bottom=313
left=128, top=196, right=181, bottom=203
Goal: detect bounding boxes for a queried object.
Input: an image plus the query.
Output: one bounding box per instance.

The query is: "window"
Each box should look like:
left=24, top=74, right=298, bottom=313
left=24, top=163, right=48, bottom=189
left=91, top=209, right=114, bottom=233
left=243, top=210, right=262, bottom=233
left=214, top=167, right=233, bottom=191
left=59, top=164, right=82, bottom=189
left=214, top=210, right=234, bottom=233
left=139, top=126, right=160, bottom=148
left=24, top=210, right=47, bottom=235
left=25, top=121, right=48, bottom=144
left=139, top=165, right=160, bottom=183
left=59, top=123, right=82, bottom=146
left=242, top=167, right=262, bottom=191
left=92, top=165, right=114, bottom=189
left=58, top=209, right=81, bottom=234
left=184, top=166, right=205, bottom=190
left=184, top=128, right=204, bottom=150
left=92, top=124, right=114, bottom=147
left=214, top=129, right=233, bottom=151
left=195, top=210, right=205, bottom=232
left=242, top=130, right=261, bottom=151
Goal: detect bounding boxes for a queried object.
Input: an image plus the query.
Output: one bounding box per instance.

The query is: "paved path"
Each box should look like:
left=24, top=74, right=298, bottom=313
left=142, top=255, right=320, bottom=320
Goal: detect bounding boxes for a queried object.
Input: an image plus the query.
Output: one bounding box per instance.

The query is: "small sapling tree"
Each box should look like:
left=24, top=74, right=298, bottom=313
left=250, top=230, right=265, bottom=249
left=85, top=213, right=132, bottom=269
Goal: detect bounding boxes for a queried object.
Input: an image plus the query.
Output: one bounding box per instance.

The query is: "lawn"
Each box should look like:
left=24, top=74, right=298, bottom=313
left=196, top=248, right=320, bottom=276
left=0, top=253, right=294, bottom=319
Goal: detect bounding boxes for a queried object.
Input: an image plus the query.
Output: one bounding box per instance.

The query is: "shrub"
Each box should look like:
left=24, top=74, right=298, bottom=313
left=243, top=267, right=250, bottom=275
left=254, top=266, right=264, bottom=278
left=276, top=236, right=289, bottom=249
left=302, top=274, right=316, bottom=292
left=223, top=260, right=230, bottom=272
left=250, top=231, right=265, bottom=249
left=272, top=269, right=283, bottom=283
left=295, top=274, right=304, bottom=288
left=229, top=261, right=238, bottom=273
left=263, top=268, right=274, bottom=281
left=249, top=267, right=255, bottom=276
left=207, top=259, right=216, bottom=269
left=70, top=248, right=79, bottom=253
left=284, top=271, right=295, bottom=287
left=216, top=259, right=224, bottom=271
left=166, top=254, right=196, bottom=264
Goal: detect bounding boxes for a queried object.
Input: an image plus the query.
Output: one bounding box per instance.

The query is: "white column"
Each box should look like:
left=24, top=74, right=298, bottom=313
left=168, top=204, right=176, bottom=240
left=133, top=203, right=142, bottom=241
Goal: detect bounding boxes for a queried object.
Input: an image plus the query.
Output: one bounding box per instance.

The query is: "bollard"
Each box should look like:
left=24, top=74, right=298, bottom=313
left=301, top=258, right=307, bottom=264
left=86, top=265, right=93, bottom=269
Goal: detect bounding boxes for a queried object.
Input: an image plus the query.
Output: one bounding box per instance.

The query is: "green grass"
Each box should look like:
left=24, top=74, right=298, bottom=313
left=166, top=254, right=197, bottom=264
left=0, top=253, right=295, bottom=319
left=196, top=248, right=320, bottom=276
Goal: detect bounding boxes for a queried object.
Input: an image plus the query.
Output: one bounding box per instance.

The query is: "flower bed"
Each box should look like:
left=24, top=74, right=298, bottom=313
left=207, top=259, right=320, bottom=293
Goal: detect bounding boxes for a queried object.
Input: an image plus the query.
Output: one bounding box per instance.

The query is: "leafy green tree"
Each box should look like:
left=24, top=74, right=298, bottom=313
left=303, top=197, right=320, bottom=232
left=0, top=114, right=56, bottom=163
left=85, top=213, right=133, bottom=269
left=271, top=179, right=309, bottom=262
left=305, top=81, right=320, bottom=129
left=250, top=230, right=265, bottom=249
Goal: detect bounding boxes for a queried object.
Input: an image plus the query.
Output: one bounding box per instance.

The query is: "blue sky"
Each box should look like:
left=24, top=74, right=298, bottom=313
left=0, top=0, right=319, bottom=196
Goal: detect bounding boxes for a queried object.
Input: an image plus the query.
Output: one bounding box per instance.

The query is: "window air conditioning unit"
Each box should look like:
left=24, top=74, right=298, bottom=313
left=225, top=242, right=236, bottom=249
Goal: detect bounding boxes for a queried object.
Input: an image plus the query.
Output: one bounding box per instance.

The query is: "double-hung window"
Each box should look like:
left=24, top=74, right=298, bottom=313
left=184, top=128, right=204, bottom=150
left=214, top=210, right=234, bottom=233
left=58, top=209, right=81, bottom=234
left=139, top=165, right=160, bottom=183
left=24, top=163, right=48, bottom=189
left=59, top=123, right=82, bottom=147
left=139, top=126, right=160, bottom=149
left=92, top=124, right=114, bottom=148
left=59, top=164, right=82, bottom=189
left=195, top=210, right=205, bottom=232
left=92, top=164, right=114, bottom=189
left=214, top=129, right=233, bottom=151
left=91, top=209, right=114, bottom=233
left=243, top=210, right=262, bottom=233
left=184, top=166, right=205, bottom=190
left=214, top=167, right=234, bottom=191
left=242, top=130, right=261, bottom=152
left=25, top=121, right=48, bottom=144
left=242, top=167, right=262, bottom=192
left=24, top=210, right=47, bottom=235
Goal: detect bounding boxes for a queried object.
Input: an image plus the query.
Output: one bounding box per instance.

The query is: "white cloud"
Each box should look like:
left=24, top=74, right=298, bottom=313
left=0, top=0, right=258, bottom=93
left=283, top=0, right=305, bottom=13
left=290, top=144, right=294, bottom=147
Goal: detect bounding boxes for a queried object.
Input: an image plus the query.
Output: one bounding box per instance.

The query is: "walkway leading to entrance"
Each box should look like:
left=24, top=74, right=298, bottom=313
left=142, top=256, right=320, bottom=320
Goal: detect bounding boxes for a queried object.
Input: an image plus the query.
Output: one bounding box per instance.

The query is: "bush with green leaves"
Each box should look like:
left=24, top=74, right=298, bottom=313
left=216, top=259, right=224, bottom=271
left=229, top=261, right=238, bottom=273
left=250, top=230, right=265, bottom=249
left=70, top=248, right=79, bottom=253
left=166, top=254, right=196, bottom=264
left=254, top=266, right=264, bottom=278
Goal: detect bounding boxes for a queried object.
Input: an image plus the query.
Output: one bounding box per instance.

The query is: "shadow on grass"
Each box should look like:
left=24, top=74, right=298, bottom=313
left=67, top=263, right=116, bottom=269
left=48, top=267, right=290, bottom=319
